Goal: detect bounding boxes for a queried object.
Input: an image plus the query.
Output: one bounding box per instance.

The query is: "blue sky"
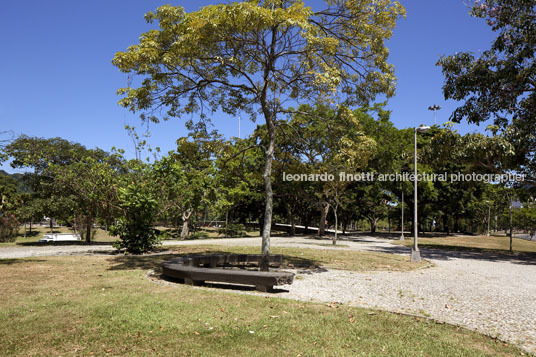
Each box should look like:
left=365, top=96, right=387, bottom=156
left=0, top=0, right=495, bottom=173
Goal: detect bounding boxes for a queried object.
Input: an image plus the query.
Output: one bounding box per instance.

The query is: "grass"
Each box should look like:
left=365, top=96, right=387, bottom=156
left=392, top=234, right=536, bottom=254
left=165, top=245, right=430, bottom=272
left=1, top=226, right=116, bottom=246
left=0, top=255, right=524, bottom=356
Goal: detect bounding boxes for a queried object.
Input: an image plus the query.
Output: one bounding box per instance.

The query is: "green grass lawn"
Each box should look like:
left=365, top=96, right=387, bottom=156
left=392, top=234, right=536, bottom=254
left=0, top=254, right=523, bottom=356
left=166, top=245, right=430, bottom=272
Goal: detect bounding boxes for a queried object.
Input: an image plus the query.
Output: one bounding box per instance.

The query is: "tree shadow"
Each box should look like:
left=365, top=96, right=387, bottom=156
left=366, top=244, right=536, bottom=266
left=0, top=258, right=47, bottom=265
left=108, top=249, right=323, bottom=273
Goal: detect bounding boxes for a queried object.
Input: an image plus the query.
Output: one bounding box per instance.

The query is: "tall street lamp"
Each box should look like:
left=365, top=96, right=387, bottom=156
left=428, top=105, right=441, bottom=125
left=412, top=125, right=431, bottom=262
left=400, top=190, right=405, bottom=240
left=485, top=200, right=492, bottom=237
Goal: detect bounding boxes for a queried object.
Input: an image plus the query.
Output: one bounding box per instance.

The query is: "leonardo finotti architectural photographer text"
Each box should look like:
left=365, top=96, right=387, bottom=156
left=282, top=172, right=525, bottom=183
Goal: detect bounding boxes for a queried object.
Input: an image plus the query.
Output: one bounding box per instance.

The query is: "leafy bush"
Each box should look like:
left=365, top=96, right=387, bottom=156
left=0, top=212, right=19, bottom=242
left=218, top=223, right=246, bottom=238
left=111, top=183, right=160, bottom=254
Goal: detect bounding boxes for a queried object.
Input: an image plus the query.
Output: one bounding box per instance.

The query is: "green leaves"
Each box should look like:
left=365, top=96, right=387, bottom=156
left=437, top=0, right=536, bottom=181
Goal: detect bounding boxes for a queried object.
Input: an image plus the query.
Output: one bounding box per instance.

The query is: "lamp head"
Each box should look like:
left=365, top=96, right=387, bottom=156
left=415, top=125, right=431, bottom=132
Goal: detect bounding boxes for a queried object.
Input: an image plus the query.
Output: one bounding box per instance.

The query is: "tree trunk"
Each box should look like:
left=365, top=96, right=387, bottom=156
left=287, top=204, right=296, bottom=236
left=370, top=218, right=377, bottom=233
left=181, top=219, right=189, bottom=240
left=50, top=218, right=53, bottom=234
left=29, top=221, right=32, bottom=233
left=332, top=203, right=338, bottom=245
left=85, top=216, right=92, bottom=244
left=260, top=115, right=276, bottom=271
left=181, top=209, right=193, bottom=240
left=24, top=223, right=27, bottom=238
left=318, top=203, right=329, bottom=236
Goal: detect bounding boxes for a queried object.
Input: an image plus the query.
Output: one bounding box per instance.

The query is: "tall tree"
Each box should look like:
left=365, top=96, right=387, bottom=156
left=112, top=0, right=405, bottom=269
left=437, top=0, right=536, bottom=183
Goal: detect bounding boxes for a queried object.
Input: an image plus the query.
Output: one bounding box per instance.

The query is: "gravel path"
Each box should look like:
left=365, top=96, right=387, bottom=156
left=276, top=257, right=536, bottom=354
left=2, top=236, right=536, bottom=353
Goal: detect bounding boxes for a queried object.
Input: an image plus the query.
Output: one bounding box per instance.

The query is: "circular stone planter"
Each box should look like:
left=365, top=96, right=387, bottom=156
left=161, top=254, right=294, bottom=292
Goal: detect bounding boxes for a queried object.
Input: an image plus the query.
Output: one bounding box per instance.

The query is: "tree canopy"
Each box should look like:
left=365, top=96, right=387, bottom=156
left=112, top=0, right=406, bottom=265
left=437, top=0, right=536, bottom=182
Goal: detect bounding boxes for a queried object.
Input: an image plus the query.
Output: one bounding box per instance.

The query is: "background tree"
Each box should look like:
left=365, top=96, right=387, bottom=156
left=153, top=132, right=219, bottom=240
left=437, top=0, right=536, bottom=183
left=112, top=0, right=405, bottom=269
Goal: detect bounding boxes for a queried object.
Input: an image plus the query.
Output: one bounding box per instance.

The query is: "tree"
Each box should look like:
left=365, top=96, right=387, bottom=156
left=110, top=168, right=160, bottom=254
left=52, top=154, right=123, bottom=243
left=112, top=0, right=405, bottom=269
left=437, top=0, right=536, bottom=183
left=153, top=132, right=219, bottom=239
left=4, top=136, right=103, bottom=234
left=285, top=104, right=375, bottom=238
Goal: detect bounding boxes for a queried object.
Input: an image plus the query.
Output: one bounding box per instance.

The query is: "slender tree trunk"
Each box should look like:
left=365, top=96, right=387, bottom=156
left=29, top=221, right=32, bottom=233
left=333, top=203, right=338, bottom=245
left=50, top=218, right=53, bottom=234
left=318, top=203, right=329, bottom=236
left=181, top=209, right=193, bottom=240
left=85, top=216, right=91, bottom=244
left=260, top=116, right=276, bottom=271
left=287, top=204, right=296, bottom=236
left=181, top=219, right=190, bottom=240
left=24, top=223, right=27, bottom=238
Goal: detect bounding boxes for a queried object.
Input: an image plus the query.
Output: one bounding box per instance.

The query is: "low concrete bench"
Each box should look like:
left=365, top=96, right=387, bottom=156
left=161, top=254, right=294, bottom=292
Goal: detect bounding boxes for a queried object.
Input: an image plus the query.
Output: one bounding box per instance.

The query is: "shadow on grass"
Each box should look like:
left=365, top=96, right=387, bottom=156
left=0, top=258, right=47, bottom=265
left=367, top=244, right=536, bottom=265
left=107, top=249, right=323, bottom=272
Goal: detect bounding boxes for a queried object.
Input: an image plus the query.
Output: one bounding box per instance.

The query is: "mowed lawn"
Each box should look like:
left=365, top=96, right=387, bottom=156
left=392, top=234, right=536, bottom=254
left=0, top=253, right=524, bottom=356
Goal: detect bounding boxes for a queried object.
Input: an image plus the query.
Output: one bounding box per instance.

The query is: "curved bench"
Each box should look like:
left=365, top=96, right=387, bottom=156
left=161, top=254, right=294, bottom=292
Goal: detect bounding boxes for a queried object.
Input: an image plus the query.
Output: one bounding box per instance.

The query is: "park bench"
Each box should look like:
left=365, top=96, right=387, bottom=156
left=161, top=254, right=294, bottom=292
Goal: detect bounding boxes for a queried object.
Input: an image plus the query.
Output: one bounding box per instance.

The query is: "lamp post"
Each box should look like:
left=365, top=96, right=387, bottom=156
left=412, top=125, right=431, bottom=262
left=428, top=105, right=441, bottom=125
left=400, top=190, right=405, bottom=240
left=485, top=200, right=491, bottom=237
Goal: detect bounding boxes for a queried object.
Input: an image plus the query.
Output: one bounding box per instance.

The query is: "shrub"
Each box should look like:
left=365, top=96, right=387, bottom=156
left=111, top=183, right=160, bottom=254
left=0, top=212, right=19, bottom=242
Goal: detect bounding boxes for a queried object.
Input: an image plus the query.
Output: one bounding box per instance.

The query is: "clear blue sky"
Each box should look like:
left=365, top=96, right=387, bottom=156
left=0, top=0, right=495, bottom=173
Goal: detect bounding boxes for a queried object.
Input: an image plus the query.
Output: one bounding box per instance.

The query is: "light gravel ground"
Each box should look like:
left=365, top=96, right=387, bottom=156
left=2, top=236, right=536, bottom=353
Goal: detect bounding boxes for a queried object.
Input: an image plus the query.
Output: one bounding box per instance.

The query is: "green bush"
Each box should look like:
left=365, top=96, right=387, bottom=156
left=0, top=212, right=19, bottom=242
left=111, top=183, right=160, bottom=254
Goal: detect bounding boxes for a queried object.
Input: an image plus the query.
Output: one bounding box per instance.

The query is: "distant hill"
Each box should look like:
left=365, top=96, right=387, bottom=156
left=0, top=170, right=31, bottom=192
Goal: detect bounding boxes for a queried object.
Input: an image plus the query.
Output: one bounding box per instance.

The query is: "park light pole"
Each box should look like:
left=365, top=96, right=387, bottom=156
left=485, top=200, right=491, bottom=237
left=400, top=190, right=405, bottom=240
left=412, top=125, right=431, bottom=262
left=428, top=105, right=441, bottom=125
